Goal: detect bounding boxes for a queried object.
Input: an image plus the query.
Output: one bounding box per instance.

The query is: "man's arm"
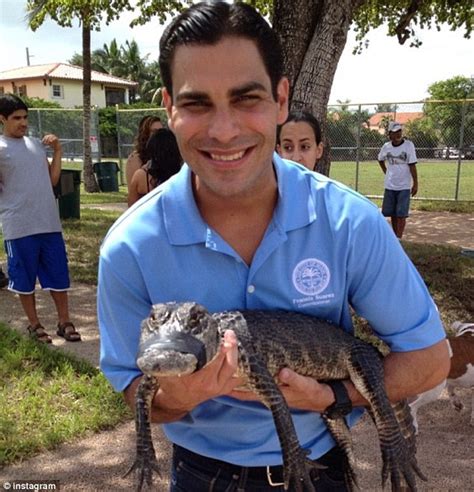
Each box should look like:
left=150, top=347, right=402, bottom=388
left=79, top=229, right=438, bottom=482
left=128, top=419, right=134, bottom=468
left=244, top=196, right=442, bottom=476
left=378, top=160, right=387, bottom=174
left=123, top=330, right=242, bottom=423
left=42, top=134, right=62, bottom=186
left=410, top=164, right=418, bottom=196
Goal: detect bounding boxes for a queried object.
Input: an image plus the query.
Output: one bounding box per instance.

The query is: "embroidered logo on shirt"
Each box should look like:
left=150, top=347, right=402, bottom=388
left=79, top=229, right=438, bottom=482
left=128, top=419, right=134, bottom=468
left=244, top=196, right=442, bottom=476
left=292, top=258, right=330, bottom=296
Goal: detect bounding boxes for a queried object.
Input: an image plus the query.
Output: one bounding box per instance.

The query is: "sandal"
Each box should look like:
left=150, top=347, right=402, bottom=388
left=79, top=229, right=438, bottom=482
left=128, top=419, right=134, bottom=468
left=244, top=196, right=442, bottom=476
left=57, top=321, right=81, bottom=342
left=27, top=324, right=52, bottom=344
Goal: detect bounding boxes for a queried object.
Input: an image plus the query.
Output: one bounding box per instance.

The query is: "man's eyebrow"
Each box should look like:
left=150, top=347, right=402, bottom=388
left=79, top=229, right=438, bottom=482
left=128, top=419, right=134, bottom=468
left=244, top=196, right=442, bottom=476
left=175, top=91, right=210, bottom=103
left=174, top=82, right=268, bottom=103
left=230, top=82, right=267, bottom=98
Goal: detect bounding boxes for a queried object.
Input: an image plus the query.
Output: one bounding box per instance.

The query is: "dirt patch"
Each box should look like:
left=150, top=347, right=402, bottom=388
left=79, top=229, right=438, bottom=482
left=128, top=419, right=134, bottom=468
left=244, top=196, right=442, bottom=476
left=0, top=392, right=472, bottom=491
left=403, top=210, right=474, bottom=250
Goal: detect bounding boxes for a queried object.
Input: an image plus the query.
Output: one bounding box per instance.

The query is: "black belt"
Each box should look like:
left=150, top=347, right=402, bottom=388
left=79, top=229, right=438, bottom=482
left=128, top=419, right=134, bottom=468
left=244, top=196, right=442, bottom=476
left=172, top=444, right=347, bottom=487
left=173, top=444, right=287, bottom=486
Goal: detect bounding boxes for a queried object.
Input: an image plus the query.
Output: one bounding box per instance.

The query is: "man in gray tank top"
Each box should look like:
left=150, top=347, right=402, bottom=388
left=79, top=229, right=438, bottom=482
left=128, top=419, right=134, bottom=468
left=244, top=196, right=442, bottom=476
left=0, top=94, right=81, bottom=343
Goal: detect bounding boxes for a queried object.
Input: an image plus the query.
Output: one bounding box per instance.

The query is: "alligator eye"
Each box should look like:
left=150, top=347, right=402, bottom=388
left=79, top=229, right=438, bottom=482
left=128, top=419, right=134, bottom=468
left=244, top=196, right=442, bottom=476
left=187, top=307, right=206, bottom=334
left=150, top=304, right=172, bottom=324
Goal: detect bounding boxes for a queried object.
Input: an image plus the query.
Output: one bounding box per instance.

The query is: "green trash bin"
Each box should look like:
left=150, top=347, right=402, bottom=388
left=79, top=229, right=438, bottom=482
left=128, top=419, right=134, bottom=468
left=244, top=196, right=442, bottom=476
left=54, top=169, right=81, bottom=219
left=93, top=161, right=120, bottom=192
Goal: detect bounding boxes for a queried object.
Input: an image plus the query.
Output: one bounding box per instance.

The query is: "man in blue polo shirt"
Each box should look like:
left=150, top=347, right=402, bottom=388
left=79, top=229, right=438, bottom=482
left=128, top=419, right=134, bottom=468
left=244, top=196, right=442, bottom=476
left=97, top=3, right=449, bottom=491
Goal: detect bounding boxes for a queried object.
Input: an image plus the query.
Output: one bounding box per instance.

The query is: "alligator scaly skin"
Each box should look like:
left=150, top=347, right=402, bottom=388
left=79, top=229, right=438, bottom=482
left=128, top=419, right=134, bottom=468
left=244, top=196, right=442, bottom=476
left=128, top=302, right=426, bottom=492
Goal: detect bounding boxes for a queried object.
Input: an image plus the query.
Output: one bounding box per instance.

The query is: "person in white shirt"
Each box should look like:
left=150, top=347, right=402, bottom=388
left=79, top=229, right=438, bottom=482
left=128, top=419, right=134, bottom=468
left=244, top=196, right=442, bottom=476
left=378, top=121, right=418, bottom=238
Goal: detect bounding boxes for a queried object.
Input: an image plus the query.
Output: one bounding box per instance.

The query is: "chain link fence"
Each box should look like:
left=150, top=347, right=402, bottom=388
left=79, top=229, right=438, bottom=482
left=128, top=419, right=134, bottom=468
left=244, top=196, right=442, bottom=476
left=26, top=108, right=101, bottom=162
left=13, top=101, right=473, bottom=201
left=327, top=99, right=474, bottom=201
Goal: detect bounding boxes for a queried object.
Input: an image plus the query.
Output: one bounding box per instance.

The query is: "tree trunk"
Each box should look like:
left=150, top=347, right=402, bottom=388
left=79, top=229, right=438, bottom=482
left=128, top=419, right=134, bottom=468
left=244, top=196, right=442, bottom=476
left=81, top=21, right=100, bottom=192
left=273, top=0, right=363, bottom=176
left=272, top=0, right=322, bottom=100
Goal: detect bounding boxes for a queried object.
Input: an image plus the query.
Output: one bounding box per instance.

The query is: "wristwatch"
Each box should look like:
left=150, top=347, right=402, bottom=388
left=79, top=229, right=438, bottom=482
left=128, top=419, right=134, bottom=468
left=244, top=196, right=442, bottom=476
left=323, top=380, right=352, bottom=419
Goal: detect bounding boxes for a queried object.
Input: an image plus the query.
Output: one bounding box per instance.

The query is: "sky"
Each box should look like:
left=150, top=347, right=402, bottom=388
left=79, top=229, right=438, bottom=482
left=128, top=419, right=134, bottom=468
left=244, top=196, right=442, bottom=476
left=0, top=0, right=472, bottom=105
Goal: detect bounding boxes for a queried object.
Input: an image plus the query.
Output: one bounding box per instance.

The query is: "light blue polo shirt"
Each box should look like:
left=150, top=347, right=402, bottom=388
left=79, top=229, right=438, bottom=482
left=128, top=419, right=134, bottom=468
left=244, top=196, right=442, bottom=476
left=98, top=153, right=445, bottom=466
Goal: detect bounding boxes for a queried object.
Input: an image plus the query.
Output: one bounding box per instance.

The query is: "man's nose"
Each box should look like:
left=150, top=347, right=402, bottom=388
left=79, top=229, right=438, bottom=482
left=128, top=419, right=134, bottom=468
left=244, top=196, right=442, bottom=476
left=207, top=108, right=240, bottom=143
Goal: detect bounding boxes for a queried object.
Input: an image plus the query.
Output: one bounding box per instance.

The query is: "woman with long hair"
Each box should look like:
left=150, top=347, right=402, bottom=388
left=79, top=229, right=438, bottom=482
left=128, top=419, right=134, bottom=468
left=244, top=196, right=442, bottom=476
left=127, top=128, right=182, bottom=206
left=125, top=115, right=163, bottom=189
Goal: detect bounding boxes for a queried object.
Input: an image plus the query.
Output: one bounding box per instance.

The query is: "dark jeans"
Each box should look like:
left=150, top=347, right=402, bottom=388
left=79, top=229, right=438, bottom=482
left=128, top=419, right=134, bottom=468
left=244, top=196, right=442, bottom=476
left=170, top=444, right=348, bottom=492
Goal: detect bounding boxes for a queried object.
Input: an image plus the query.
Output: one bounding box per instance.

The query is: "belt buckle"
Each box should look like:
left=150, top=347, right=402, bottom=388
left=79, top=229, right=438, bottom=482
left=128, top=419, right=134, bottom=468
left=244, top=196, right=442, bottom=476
left=266, top=466, right=285, bottom=487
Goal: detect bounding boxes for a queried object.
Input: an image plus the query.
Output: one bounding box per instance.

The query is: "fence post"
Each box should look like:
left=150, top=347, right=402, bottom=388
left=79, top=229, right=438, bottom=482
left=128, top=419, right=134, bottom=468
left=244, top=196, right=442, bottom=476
left=37, top=109, right=42, bottom=137
left=454, top=101, right=467, bottom=201
left=355, top=104, right=362, bottom=192
left=94, top=107, right=101, bottom=163
left=116, top=104, right=124, bottom=186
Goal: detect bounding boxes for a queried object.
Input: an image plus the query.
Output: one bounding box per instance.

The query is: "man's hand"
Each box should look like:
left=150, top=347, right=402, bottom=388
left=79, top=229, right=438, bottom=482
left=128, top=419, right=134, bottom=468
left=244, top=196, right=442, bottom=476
left=42, top=134, right=61, bottom=151
left=228, top=368, right=336, bottom=413
left=411, top=184, right=418, bottom=197
left=151, top=330, right=243, bottom=421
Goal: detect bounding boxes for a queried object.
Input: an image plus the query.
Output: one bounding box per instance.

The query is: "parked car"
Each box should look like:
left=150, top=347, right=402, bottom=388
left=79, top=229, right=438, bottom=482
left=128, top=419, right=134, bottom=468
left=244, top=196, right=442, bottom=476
left=435, top=147, right=463, bottom=159
left=461, top=145, right=474, bottom=159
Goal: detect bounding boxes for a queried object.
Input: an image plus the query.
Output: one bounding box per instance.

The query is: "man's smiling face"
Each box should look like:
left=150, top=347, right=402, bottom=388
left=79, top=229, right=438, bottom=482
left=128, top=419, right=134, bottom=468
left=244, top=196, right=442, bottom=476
left=163, top=36, right=289, bottom=202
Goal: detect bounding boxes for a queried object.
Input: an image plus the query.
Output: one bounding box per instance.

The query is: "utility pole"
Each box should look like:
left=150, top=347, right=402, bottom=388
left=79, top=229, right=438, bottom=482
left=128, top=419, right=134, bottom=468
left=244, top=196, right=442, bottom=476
left=26, top=47, right=34, bottom=66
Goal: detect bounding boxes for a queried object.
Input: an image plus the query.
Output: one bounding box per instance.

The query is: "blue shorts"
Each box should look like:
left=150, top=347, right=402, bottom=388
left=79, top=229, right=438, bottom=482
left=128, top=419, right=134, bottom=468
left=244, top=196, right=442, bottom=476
left=4, top=232, right=70, bottom=294
left=382, top=189, right=411, bottom=218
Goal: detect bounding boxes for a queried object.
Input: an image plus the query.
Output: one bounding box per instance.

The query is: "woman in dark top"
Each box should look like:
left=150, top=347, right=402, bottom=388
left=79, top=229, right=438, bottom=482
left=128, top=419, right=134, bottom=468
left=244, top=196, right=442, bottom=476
left=128, top=128, right=182, bottom=206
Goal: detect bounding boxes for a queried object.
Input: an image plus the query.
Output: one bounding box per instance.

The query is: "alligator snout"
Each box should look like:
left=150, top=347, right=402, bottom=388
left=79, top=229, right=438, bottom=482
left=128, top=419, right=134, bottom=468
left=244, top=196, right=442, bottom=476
left=137, top=330, right=208, bottom=376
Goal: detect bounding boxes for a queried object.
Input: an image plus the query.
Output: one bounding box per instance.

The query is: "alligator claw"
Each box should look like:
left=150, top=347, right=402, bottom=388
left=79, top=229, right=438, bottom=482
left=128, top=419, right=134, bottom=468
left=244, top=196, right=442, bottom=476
left=381, top=442, right=426, bottom=491
left=124, top=453, right=161, bottom=491
left=284, top=456, right=325, bottom=492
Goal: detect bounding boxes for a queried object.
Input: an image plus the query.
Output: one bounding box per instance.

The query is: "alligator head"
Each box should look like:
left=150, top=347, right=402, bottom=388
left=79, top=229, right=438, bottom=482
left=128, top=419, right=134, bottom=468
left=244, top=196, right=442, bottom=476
left=136, top=302, right=221, bottom=377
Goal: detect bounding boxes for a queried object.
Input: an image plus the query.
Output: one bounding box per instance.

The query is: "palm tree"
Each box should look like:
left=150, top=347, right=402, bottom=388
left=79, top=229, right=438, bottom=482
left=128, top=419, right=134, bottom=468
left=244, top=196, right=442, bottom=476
left=94, top=39, right=125, bottom=76
left=120, top=40, right=149, bottom=102
left=26, top=0, right=131, bottom=192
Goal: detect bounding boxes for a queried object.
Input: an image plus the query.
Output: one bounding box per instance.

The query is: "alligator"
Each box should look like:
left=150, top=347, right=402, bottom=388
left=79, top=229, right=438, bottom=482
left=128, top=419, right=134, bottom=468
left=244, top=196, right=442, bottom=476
left=125, top=301, right=427, bottom=491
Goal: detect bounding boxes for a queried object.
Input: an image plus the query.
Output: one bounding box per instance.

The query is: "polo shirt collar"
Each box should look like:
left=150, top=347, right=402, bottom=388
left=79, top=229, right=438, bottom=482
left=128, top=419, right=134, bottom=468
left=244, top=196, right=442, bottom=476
left=163, top=152, right=317, bottom=246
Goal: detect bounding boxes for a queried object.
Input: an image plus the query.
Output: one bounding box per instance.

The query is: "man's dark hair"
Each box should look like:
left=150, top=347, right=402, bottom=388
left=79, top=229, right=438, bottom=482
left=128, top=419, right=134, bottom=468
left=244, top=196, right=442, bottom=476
left=159, top=1, right=283, bottom=100
left=277, top=110, right=322, bottom=145
left=0, top=94, right=28, bottom=119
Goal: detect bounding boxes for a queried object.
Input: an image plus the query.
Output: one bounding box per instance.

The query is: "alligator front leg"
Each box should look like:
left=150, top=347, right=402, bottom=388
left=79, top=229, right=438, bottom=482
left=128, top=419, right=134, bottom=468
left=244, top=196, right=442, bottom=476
left=244, top=352, right=323, bottom=492
left=124, top=375, right=161, bottom=491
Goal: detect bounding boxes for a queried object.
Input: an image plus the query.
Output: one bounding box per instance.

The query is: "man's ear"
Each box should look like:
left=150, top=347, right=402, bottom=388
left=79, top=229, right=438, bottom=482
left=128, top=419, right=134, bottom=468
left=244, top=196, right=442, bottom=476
left=0, top=115, right=5, bottom=125
left=276, top=77, right=289, bottom=125
left=162, top=88, right=174, bottom=131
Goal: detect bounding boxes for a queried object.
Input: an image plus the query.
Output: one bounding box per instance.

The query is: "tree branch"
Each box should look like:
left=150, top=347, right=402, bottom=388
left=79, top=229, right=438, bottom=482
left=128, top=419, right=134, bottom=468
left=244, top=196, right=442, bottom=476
left=396, top=0, right=423, bottom=44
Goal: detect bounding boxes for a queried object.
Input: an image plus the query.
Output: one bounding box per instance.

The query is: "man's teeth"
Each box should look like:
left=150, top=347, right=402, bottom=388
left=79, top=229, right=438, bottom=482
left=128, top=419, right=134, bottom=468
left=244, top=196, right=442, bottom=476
left=210, top=150, right=245, bottom=161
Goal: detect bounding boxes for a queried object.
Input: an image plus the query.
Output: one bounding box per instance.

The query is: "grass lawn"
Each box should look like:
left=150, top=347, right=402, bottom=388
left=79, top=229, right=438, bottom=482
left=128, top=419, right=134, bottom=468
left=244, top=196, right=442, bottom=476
left=62, top=208, right=122, bottom=283
left=80, top=184, right=127, bottom=205
left=330, top=160, right=474, bottom=201
left=0, top=323, right=130, bottom=466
